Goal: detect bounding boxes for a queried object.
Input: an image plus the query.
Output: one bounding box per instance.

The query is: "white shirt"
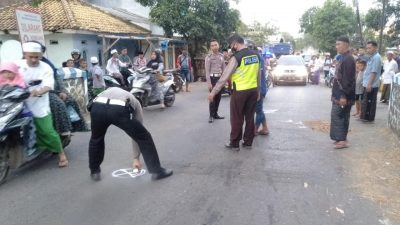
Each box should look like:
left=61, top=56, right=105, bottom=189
left=382, top=59, right=398, bottom=84
left=18, top=60, right=54, bottom=118
left=106, top=57, right=126, bottom=75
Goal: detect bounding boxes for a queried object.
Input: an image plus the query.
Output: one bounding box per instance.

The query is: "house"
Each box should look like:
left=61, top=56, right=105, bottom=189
left=0, top=0, right=186, bottom=69
left=0, top=0, right=149, bottom=67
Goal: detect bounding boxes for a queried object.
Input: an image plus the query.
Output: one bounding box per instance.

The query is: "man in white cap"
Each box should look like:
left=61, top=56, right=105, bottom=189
left=380, top=51, right=398, bottom=103
left=18, top=42, right=69, bottom=167
left=106, top=49, right=127, bottom=87
left=89, top=56, right=105, bottom=96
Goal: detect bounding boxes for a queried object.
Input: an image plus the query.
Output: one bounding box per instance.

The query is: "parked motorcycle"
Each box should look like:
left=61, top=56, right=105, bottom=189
left=130, top=68, right=175, bottom=107
left=0, top=81, right=71, bottom=184
left=164, top=69, right=184, bottom=93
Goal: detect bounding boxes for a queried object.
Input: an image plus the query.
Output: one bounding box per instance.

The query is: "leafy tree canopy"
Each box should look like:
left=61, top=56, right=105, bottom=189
left=300, top=0, right=356, bottom=54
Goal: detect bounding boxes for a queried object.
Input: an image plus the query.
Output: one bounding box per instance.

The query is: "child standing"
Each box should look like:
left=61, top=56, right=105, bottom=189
left=353, top=59, right=366, bottom=117
left=89, top=57, right=105, bottom=96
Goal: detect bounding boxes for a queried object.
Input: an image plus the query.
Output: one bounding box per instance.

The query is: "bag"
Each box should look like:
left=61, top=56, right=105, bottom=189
left=156, top=73, right=166, bottom=82
left=67, top=105, right=80, bottom=122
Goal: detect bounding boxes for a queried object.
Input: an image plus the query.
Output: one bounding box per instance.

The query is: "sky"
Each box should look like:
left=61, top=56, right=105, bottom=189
left=230, top=0, right=375, bottom=38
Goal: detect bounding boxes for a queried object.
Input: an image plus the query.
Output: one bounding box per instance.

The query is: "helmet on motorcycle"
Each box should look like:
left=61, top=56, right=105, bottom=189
left=71, top=49, right=81, bottom=56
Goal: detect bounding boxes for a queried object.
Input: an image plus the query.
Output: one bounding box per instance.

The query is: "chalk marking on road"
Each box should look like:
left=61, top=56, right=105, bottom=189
left=263, top=109, right=279, bottom=114
left=379, top=219, right=392, bottom=225
left=335, top=207, right=345, bottom=215
left=111, top=168, right=146, bottom=178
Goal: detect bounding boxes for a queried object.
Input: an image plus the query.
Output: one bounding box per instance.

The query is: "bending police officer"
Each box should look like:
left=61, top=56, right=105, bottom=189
left=88, top=87, right=173, bottom=181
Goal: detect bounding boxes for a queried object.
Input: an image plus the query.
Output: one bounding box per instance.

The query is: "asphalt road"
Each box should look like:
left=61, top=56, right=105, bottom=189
left=0, top=82, right=391, bottom=225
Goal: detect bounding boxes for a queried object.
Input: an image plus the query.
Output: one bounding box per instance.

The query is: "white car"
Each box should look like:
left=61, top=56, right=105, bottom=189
left=272, top=55, right=308, bottom=86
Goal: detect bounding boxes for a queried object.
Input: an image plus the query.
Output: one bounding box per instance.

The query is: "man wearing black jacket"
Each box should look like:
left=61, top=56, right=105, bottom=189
left=330, top=36, right=356, bottom=149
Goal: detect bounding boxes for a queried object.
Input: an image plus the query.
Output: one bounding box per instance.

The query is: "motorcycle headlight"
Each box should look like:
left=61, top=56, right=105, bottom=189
left=0, top=103, right=23, bottom=131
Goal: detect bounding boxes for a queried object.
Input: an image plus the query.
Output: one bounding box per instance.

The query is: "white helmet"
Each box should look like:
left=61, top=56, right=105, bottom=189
left=90, top=56, right=99, bottom=64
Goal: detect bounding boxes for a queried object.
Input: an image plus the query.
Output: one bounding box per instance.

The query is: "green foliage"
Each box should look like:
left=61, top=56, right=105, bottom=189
left=238, top=21, right=278, bottom=46
left=364, top=0, right=400, bottom=47
left=300, top=0, right=356, bottom=54
left=137, top=0, right=240, bottom=57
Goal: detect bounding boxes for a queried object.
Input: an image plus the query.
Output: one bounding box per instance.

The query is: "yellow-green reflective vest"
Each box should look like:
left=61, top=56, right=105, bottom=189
left=231, top=49, right=259, bottom=91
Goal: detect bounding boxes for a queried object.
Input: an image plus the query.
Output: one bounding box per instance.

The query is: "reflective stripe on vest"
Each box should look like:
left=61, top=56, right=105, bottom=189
left=232, top=54, right=259, bottom=91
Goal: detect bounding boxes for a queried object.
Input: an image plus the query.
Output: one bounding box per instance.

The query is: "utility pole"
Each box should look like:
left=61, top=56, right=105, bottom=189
left=379, top=0, right=387, bottom=53
left=353, top=0, right=364, bottom=47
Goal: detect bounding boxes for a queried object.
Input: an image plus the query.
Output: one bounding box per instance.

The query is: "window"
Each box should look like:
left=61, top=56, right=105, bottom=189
left=49, top=40, right=58, bottom=45
left=81, top=40, right=87, bottom=45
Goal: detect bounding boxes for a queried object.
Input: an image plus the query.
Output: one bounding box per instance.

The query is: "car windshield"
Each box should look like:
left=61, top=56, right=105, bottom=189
left=278, top=56, right=304, bottom=66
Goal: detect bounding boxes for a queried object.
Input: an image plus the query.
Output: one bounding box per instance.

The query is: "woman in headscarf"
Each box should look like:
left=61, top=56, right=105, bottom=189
left=146, top=50, right=165, bottom=108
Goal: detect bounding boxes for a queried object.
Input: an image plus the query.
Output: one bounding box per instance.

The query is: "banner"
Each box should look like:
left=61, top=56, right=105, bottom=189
left=15, top=9, right=45, bottom=44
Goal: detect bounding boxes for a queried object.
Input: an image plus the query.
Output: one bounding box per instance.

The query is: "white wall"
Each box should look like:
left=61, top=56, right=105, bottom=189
left=45, top=33, right=74, bottom=67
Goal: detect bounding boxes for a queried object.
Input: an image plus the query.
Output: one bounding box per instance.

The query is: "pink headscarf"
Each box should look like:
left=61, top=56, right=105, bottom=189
left=0, top=62, right=26, bottom=88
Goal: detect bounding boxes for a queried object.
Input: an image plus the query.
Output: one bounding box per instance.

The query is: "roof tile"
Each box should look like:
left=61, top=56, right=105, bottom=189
left=0, top=0, right=149, bottom=34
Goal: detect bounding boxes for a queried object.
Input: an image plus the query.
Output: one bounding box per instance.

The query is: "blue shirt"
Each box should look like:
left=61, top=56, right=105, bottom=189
left=363, top=52, right=382, bottom=88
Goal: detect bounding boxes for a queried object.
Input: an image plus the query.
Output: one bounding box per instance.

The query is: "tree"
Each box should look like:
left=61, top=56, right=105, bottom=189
left=238, top=21, right=278, bottom=46
left=295, top=34, right=315, bottom=51
left=364, top=0, right=400, bottom=49
left=137, top=0, right=240, bottom=55
left=300, top=0, right=356, bottom=55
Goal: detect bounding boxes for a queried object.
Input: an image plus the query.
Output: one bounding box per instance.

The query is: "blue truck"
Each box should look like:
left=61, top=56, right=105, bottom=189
left=271, top=43, right=293, bottom=58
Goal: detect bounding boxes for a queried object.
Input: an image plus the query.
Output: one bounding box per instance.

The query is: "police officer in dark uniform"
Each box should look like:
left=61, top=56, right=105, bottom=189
left=205, top=39, right=226, bottom=123
left=208, top=34, right=261, bottom=151
left=88, top=87, right=173, bottom=181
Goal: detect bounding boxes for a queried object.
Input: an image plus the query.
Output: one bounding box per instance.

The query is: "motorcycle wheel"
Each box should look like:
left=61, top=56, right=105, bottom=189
left=164, top=87, right=175, bottom=107
left=0, top=143, right=10, bottom=185
left=173, top=77, right=183, bottom=93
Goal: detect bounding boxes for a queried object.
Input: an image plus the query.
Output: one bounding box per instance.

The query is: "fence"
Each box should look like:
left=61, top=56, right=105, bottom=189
left=389, top=78, right=400, bottom=139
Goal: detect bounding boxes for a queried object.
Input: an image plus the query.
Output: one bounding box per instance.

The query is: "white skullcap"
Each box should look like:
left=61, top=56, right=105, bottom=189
left=387, top=51, right=394, bottom=55
left=22, top=42, right=42, bottom=53
left=110, top=49, right=118, bottom=54
left=90, top=56, right=99, bottom=63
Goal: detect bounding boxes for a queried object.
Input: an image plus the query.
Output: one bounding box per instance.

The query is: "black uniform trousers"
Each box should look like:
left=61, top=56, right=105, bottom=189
left=209, top=76, right=223, bottom=117
left=88, top=102, right=161, bottom=174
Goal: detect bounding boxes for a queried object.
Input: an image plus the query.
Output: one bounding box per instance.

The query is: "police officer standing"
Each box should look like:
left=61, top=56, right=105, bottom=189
left=205, top=39, right=226, bottom=123
left=208, top=34, right=261, bottom=151
left=88, top=87, right=173, bottom=181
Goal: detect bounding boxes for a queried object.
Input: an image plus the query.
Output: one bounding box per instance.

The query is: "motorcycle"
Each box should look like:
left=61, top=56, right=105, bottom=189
left=164, top=69, right=184, bottom=93
left=130, top=68, right=175, bottom=107
left=0, top=81, right=70, bottom=184
left=325, top=65, right=335, bottom=88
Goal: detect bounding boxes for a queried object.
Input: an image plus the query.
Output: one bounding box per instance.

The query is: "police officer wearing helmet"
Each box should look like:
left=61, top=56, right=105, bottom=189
left=88, top=87, right=173, bottom=181
left=208, top=34, right=261, bottom=151
left=71, top=49, right=81, bottom=68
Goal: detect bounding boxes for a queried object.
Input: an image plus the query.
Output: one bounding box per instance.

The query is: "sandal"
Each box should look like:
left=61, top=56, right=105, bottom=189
left=258, top=130, right=270, bottom=135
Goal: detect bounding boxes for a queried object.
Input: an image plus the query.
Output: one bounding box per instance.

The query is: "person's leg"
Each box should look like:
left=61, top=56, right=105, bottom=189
left=213, top=89, right=223, bottom=117
left=330, top=103, right=345, bottom=142
left=33, top=114, right=67, bottom=166
left=209, top=77, right=217, bottom=117
left=185, top=70, right=190, bottom=92
left=242, top=90, right=258, bottom=146
left=113, top=73, right=126, bottom=86
left=343, top=105, right=352, bottom=140
left=88, top=104, right=111, bottom=174
left=255, top=97, right=264, bottom=131
left=360, top=88, right=368, bottom=120
left=230, top=91, right=245, bottom=147
left=369, top=88, right=378, bottom=121
left=110, top=106, right=162, bottom=173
